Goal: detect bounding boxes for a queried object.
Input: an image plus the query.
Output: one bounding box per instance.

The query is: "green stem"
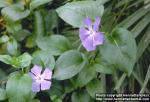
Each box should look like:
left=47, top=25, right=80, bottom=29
left=77, top=44, right=82, bottom=52
left=101, top=74, right=106, bottom=93
left=114, top=73, right=126, bottom=91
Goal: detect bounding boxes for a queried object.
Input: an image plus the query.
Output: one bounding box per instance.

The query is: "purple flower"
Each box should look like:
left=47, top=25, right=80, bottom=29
left=29, top=65, right=52, bottom=92
left=79, top=17, right=104, bottom=52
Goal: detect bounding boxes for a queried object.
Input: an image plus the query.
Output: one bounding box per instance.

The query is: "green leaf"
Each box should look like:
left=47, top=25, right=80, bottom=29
left=36, top=35, right=71, bottom=56
left=140, top=65, right=150, bottom=93
left=131, top=13, right=150, bottom=38
left=53, top=50, right=87, bottom=80
left=71, top=90, right=93, bottom=102
left=17, top=53, right=32, bottom=68
left=6, top=21, right=22, bottom=34
left=0, top=88, right=7, bottom=100
left=14, top=29, right=30, bottom=41
left=114, top=73, right=127, bottom=90
left=118, top=8, right=147, bottom=28
left=74, top=64, right=96, bottom=87
left=34, top=11, right=45, bottom=37
left=94, top=64, right=113, bottom=74
left=30, top=0, right=52, bottom=10
left=49, top=80, right=65, bottom=98
left=50, top=95, right=62, bottom=102
left=32, top=99, right=40, bottom=102
left=26, top=35, right=36, bottom=48
left=56, top=1, right=104, bottom=27
left=7, top=38, right=18, bottom=56
left=64, top=80, right=78, bottom=93
left=6, top=72, right=35, bottom=102
left=100, top=28, right=137, bottom=76
left=0, top=0, right=12, bottom=8
left=0, top=35, right=9, bottom=44
left=136, top=25, right=150, bottom=61
left=0, top=55, right=12, bottom=65
left=1, top=4, right=30, bottom=22
left=86, top=79, right=102, bottom=98
left=44, top=10, right=58, bottom=35
left=0, top=53, right=32, bottom=68
left=32, top=51, right=55, bottom=70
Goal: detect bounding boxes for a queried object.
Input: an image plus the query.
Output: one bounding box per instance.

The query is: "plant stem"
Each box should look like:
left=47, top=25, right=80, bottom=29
left=77, top=44, right=82, bottom=51
left=114, top=73, right=126, bottom=91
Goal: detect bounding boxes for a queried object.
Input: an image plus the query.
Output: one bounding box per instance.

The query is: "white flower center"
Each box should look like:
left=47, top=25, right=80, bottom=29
left=35, top=75, right=44, bottom=82
left=88, top=28, right=96, bottom=36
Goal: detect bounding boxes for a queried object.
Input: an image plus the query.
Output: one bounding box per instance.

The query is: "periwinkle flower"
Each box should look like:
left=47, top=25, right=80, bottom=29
left=29, top=65, right=52, bottom=92
left=79, top=17, right=104, bottom=51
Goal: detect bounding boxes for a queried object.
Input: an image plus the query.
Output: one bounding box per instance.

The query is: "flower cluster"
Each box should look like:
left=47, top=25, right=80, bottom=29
left=29, top=17, right=104, bottom=92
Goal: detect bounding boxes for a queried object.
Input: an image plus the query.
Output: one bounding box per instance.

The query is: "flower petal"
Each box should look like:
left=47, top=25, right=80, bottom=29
left=31, top=65, right=42, bottom=76
left=82, top=36, right=96, bottom=52
left=93, top=32, right=104, bottom=46
left=42, top=68, right=52, bottom=80
left=32, top=82, right=40, bottom=92
left=93, top=16, right=100, bottom=31
left=84, top=17, right=92, bottom=29
left=41, top=80, right=51, bottom=91
left=79, top=27, right=89, bottom=42
left=29, top=72, right=36, bottom=81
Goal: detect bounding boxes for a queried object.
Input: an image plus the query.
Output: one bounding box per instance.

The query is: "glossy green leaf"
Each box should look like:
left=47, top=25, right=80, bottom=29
left=100, top=28, right=137, bottom=76
left=17, top=53, right=32, bottom=68
left=86, top=79, right=102, bottom=98
left=7, top=38, right=18, bottom=56
left=53, top=50, right=87, bottom=80
left=0, top=55, right=12, bottom=65
left=36, top=35, right=71, bottom=56
left=0, top=88, right=7, bottom=100
left=6, top=21, right=22, bottom=34
left=49, top=80, right=65, bottom=98
left=1, top=4, right=30, bottom=22
left=32, top=50, right=55, bottom=70
left=0, top=53, right=32, bottom=68
left=14, top=29, right=30, bottom=41
left=34, top=11, right=45, bottom=37
left=71, top=90, right=93, bottom=102
left=74, top=64, right=96, bottom=87
left=94, top=64, right=113, bottom=74
left=44, top=10, right=58, bottom=35
left=6, top=72, right=34, bottom=102
left=30, top=0, right=52, bottom=10
left=0, top=0, right=12, bottom=8
left=0, top=35, right=9, bottom=44
left=26, top=35, right=36, bottom=48
left=56, top=1, right=104, bottom=27
left=50, top=95, right=62, bottom=102
left=64, top=80, right=78, bottom=93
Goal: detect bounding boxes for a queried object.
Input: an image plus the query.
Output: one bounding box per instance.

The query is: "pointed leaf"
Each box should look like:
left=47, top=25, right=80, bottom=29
left=6, top=72, right=35, bottom=102
left=100, top=28, right=137, bottom=76
left=56, top=1, right=104, bottom=27
left=53, top=50, right=87, bottom=80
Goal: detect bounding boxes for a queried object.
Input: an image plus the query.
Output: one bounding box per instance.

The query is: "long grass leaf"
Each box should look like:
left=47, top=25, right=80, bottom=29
left=118, top=8, right=147, bottom=28
left=139, top=65, right=150, bottom=93
left=131, top=13, right=150, bottom=38
left=136, top=25, right=150, bottom=60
